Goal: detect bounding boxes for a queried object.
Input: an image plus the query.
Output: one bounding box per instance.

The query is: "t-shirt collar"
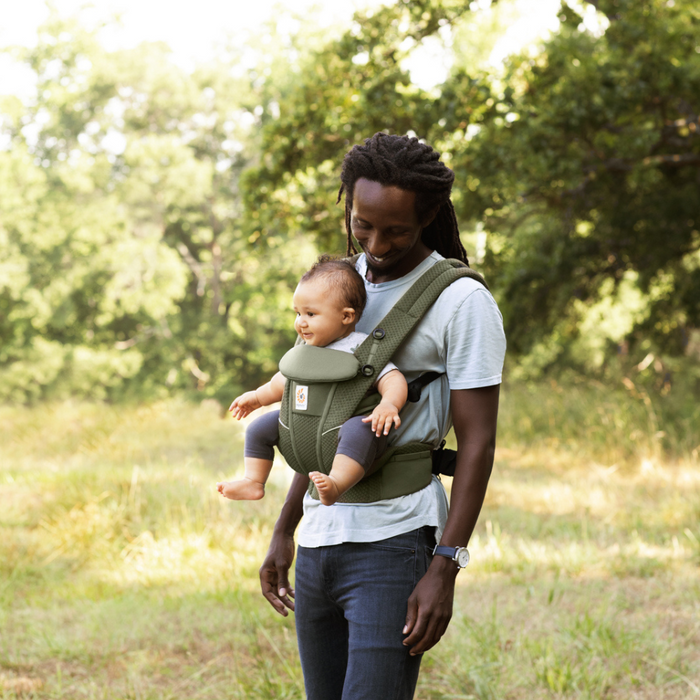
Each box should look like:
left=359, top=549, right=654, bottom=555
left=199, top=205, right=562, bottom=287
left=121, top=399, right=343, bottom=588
left=357, top=251, right=444, bottom=291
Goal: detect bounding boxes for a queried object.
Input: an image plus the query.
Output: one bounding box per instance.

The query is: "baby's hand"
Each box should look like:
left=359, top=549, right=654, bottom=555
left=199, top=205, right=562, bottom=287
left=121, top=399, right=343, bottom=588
left=229, top=391, right=262, bottom=420
left=362, top=401, right=401, bottom=437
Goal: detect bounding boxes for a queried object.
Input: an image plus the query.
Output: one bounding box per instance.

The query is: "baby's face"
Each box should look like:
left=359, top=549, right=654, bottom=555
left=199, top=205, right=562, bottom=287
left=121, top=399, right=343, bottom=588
left=292, top=278, right=354, bottom=347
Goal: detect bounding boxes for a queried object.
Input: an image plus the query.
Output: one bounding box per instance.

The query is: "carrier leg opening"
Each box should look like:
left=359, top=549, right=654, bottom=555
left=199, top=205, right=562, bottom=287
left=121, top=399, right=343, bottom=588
left=309, top=455, right=365, bottom=506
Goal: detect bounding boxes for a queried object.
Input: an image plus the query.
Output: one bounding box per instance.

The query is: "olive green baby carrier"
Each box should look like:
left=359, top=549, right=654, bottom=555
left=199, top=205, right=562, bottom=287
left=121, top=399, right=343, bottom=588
left=277, top=258, right=488, bottom=503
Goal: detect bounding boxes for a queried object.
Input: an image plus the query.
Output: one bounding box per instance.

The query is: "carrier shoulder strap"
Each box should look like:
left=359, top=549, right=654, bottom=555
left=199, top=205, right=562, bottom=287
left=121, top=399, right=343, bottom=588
left=308, top=257, right=488, bottom=503
left=320, top=257, right=488, bottom=435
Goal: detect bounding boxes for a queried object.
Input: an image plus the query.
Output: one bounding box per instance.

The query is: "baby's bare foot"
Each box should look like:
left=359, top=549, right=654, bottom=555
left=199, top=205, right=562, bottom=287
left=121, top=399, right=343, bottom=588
left=217, top=478, right=265, bottom=501
left=308, top=471, right=341, bottom=506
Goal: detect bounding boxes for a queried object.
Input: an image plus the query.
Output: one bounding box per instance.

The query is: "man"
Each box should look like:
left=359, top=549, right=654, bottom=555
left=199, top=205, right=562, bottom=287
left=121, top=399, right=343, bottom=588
left=259, top=133, right=506, bottom=699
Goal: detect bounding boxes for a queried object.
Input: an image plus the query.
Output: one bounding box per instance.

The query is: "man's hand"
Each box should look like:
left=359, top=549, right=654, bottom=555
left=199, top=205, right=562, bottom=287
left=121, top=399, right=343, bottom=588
left=259, top=530, right=296, bottom=616
left=229, top=391, right=261, bottom=420
left=402, top=557, right=457, bottom=655
left=362, top=400, right=401, bottom=437
left=259, top=472, right=307, bottom=616
left=401, top=385, right=501, bottom=654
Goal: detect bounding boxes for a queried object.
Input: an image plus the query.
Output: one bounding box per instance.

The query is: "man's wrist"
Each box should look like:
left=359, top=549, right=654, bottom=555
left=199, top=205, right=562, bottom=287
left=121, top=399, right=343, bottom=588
left=273, top=475, right=307, bottom=537
left=274, top=500, right=303, bottom=536
left=273, top=517, right=298, bottom=538
left=428, top=552, right=461, bottom=579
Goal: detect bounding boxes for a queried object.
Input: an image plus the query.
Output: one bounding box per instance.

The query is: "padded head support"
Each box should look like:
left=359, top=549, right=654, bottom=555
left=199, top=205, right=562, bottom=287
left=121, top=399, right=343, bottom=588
left=279, top=345, right=360, bottom=383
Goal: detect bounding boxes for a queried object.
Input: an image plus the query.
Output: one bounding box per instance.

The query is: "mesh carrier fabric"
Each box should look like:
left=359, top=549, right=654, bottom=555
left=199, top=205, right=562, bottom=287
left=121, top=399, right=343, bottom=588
left=277, top=257, right=488, bottom=503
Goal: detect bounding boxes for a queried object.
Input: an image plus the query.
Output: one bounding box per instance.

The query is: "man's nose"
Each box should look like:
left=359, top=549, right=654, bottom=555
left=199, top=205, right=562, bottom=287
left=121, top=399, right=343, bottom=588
left=366, top=232, right=390, bottom=257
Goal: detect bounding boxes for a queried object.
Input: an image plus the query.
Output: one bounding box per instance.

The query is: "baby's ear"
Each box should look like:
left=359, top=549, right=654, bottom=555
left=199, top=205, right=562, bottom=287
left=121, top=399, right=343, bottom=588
left=341, top=307, right=356, bottom=325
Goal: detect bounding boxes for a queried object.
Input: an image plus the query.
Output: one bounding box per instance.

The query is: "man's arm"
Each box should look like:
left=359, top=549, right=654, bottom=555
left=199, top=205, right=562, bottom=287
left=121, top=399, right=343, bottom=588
left=402, top=384, right=500, bottom=655
left=259, top=471, right=308, bottom=616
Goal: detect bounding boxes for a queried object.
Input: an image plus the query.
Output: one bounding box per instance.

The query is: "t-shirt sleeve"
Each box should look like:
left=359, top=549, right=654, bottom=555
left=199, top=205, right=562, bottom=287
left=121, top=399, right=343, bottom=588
left=376, top=360, right=400, bottom=383
left=444, top=286, right=506, bottom=390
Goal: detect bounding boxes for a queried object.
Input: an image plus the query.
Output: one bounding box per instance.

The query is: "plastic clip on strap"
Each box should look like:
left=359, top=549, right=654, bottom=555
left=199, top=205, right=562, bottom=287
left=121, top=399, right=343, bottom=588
left=406, top=371, right=442, bottom=403
left=361, top=328, right=383, bottom=378
left=431, top=439, right=458, bottom=477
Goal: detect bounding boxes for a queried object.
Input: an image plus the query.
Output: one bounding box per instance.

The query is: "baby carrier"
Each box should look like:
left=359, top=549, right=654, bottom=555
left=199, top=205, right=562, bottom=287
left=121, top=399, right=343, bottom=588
left=277, top=257, right=488, bottom=503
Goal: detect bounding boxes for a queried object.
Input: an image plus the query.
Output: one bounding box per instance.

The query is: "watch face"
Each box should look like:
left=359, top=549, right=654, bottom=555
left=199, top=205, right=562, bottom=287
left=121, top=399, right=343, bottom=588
left=456, top=548, right=470, bottom=568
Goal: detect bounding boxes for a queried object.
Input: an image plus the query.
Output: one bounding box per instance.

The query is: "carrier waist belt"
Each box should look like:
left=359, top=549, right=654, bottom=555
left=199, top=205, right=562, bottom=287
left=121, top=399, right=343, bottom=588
left=306, top=442, right=434, bottom=503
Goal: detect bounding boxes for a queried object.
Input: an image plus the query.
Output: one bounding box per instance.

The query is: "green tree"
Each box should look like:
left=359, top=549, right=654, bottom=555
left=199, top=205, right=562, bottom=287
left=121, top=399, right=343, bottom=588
left=450, top=0, right=700, bottom=372
left=5, top=0, right=697, bottom=399
left=240, top=0, right=475, bottom=255
left=0, top=11, right=318, bottom=401
left=245, top=0, right=700, bottom=377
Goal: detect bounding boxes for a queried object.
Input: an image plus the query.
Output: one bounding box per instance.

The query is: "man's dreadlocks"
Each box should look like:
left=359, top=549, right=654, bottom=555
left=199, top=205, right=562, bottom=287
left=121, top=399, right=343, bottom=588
left=337, top=133, right=469, bottom=265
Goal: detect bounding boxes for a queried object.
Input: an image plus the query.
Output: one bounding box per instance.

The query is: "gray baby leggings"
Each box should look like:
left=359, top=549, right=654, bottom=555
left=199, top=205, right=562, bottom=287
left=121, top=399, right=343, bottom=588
left=244, top=409, right=388, bottom=472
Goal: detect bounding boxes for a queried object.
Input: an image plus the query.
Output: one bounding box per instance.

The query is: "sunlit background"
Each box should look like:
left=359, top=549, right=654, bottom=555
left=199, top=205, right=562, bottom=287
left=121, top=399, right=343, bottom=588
left=2, top=0, right=580, bottom=95
left=1, top=1, right=699, bottom=697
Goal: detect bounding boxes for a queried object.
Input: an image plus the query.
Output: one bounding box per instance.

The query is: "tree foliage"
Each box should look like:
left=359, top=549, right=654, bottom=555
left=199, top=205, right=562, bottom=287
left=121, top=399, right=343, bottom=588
left=2, top=0, right=699, bottom=401
left=247, top=0, right=700, bottom=376
left=459, top=0, right=700, bottom=369
left=0, top=13, right=315, bottom=401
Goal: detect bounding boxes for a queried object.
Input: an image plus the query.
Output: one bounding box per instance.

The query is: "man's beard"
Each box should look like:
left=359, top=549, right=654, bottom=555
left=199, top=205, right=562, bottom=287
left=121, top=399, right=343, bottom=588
left=364, top=254, right=397, bottom=278
left=365, top=258, right=383, bottom=277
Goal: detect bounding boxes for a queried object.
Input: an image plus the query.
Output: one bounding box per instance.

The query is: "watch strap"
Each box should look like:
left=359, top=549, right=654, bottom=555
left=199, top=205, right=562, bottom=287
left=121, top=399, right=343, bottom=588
left=432, top=545, right=469, bottom=568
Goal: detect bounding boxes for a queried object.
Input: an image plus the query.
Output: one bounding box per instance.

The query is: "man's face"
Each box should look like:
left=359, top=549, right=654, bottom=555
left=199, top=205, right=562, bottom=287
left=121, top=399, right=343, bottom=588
left=350, top=178, right=431, bottom=282
left=292, top=278, right=354, bottom=347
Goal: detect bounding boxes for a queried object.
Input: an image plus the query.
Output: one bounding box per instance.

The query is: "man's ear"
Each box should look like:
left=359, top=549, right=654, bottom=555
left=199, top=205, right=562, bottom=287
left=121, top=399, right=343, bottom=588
left=422, top=205, right=440, bottom=228
left=341, top=307, right=356, bottom=325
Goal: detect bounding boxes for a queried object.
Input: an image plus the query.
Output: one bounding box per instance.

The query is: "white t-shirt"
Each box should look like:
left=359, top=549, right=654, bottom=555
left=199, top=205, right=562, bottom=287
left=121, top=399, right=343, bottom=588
left=297, top=252, right=506, bottom=548
left=325, top=331, right=397, bottom=383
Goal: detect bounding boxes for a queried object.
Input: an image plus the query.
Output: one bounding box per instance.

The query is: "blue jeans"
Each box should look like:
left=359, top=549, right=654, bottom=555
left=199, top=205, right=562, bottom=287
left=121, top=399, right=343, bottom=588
left=295, top=526, right=436, bottom=700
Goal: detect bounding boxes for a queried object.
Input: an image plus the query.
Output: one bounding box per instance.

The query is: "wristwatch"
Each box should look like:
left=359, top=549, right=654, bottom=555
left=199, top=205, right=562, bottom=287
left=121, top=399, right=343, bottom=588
left=432, top=545, right=470, bottom=569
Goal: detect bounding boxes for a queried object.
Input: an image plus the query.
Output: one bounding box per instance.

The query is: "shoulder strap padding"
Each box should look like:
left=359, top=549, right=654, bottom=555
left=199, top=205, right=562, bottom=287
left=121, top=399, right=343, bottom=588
left=320, top=259, right=487, bottom=435
left=313, top=259, right=487, bottom=503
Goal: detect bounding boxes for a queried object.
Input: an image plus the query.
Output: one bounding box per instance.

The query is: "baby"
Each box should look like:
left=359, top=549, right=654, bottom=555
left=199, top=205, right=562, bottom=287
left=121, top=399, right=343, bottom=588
left=217, top=256, right=408, bottom=506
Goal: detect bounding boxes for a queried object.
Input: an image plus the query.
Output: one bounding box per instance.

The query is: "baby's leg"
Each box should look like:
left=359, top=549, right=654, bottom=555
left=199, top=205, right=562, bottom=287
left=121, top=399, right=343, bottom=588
left=310, top=455, right=365, bottom=506
left=309, top=416, right=388, bottom=506
left=217, top=410, right=279, bottom=501
left=218, top=457, right=271, bottom=500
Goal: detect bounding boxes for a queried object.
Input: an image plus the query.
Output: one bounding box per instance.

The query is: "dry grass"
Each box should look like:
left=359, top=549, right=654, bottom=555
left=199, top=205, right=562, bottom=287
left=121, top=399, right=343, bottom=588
left=0, top=390, right=698, bottom=699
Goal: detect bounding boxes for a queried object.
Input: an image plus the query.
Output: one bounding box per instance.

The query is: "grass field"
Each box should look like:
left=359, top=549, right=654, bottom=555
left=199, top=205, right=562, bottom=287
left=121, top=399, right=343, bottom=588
left=1, top=383, right=699, bottom=699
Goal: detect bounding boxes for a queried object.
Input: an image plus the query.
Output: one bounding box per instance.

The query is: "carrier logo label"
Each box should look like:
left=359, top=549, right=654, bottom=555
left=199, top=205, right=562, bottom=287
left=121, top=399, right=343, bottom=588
left=295, top=385, right=308, bottom=410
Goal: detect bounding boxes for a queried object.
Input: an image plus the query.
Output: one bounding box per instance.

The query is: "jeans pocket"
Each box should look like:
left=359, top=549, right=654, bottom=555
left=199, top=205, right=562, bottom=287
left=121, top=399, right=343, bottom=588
left=364, top=541, right=416, bottom=554
left=364, top=528, right=421, bottom=554
left=411, top=544, right=434, bottom=587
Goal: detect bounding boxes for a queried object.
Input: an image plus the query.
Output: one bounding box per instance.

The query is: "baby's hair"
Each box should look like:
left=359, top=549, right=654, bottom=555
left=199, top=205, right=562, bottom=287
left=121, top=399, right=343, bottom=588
left=300, top=254, right=367, bottom=322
